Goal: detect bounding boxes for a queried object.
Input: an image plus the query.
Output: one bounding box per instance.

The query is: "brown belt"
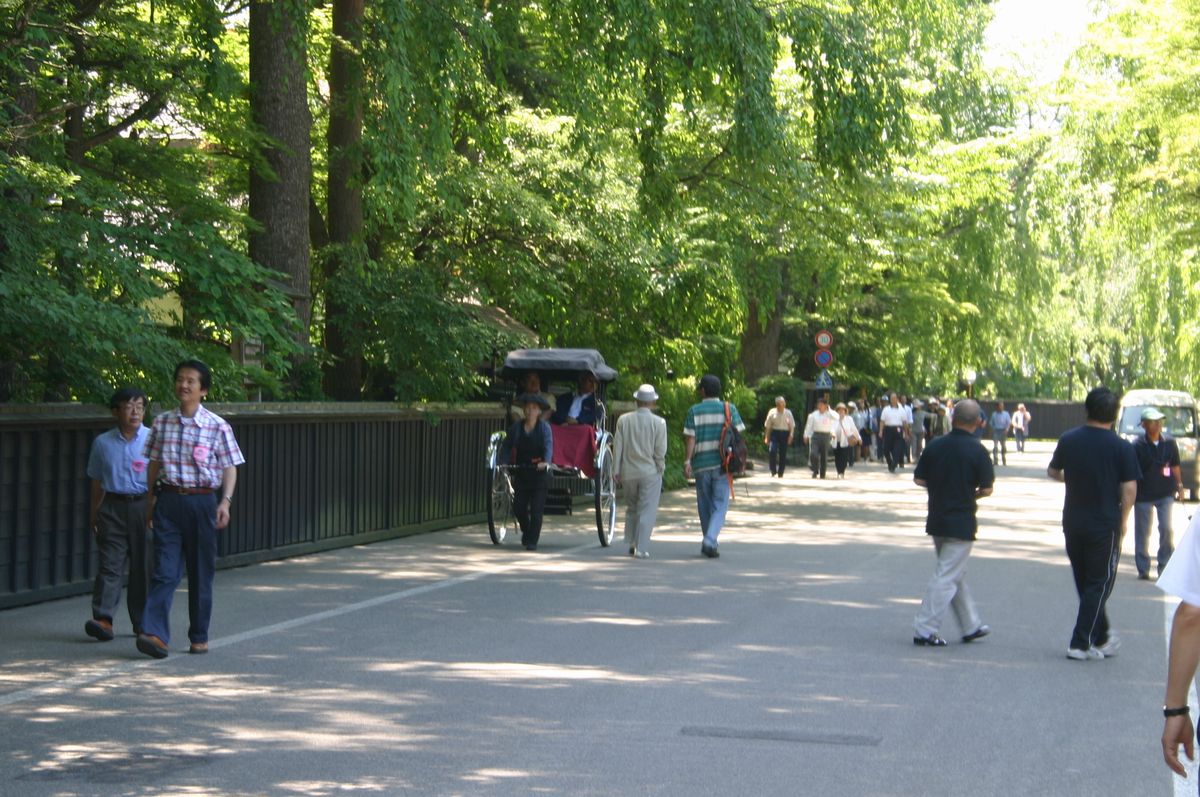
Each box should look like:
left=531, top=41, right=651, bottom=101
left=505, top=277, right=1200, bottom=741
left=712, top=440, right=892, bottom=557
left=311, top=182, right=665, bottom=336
left=158, top=484, right=216, bottom=495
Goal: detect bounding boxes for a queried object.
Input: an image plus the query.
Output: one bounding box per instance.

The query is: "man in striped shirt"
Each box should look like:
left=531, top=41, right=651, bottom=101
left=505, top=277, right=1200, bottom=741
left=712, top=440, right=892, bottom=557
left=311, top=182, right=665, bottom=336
left=683, top=374, right=745, bottom=558
left=137, top=359, right=245, bottom=659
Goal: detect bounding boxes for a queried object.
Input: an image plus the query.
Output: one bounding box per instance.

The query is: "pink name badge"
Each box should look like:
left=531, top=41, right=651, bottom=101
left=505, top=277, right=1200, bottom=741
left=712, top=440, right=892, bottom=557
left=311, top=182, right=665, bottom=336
left=1164, top=465, right=1173, bottom=478
left=132, top=460, right=147, bottom=473
left=193, top=444, right=211, bottom=465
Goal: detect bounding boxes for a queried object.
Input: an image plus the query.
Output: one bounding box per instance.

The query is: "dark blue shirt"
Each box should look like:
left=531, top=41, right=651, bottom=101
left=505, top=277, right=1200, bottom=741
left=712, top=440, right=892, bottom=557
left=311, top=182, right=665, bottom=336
left=1133, top=433, right=1180, bottom=502
left=913, top=429, right=995, bottom=541
left=1049, top=425, right=1141, bottom=535
left=500, top=419, right=553, bottom=466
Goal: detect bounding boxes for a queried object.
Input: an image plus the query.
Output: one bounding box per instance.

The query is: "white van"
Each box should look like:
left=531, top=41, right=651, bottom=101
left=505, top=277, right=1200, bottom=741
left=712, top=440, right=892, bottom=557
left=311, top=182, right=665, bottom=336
left=1117, top=389, right=1199, bottom=500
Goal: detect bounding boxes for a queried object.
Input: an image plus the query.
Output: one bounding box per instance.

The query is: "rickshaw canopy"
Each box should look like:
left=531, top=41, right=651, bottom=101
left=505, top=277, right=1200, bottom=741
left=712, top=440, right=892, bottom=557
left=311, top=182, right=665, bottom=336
left=499, top=348, right=618, bottom=384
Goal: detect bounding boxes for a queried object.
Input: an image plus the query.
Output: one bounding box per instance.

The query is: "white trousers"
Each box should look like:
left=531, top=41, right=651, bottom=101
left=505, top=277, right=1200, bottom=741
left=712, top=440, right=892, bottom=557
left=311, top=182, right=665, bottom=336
left=914, top=537, right=981, bottom=637
left=622, top=473, right=663, bottom=552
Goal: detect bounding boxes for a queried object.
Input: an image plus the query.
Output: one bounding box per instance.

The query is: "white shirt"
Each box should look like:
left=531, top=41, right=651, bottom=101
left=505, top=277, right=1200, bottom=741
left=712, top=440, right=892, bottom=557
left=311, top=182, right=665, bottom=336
left=879, top=405, right=908, bottom=428
left=804, top=409, right=838, bottom=437
left=568, top=392, right=593, bottom=420
left=1160, top=513, right=1200, bottom=606
left=832, top=415, right=859, bottom=448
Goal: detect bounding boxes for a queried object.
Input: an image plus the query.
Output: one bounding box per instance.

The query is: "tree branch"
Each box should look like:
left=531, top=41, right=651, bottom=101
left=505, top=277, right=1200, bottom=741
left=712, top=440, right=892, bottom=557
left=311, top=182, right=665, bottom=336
left=81, top=91, right=166, bottom=151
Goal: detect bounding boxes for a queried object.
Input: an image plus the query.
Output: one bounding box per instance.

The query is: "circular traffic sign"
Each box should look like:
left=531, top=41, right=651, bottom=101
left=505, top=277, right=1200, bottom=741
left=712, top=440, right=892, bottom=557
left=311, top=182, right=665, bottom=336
left=814, top=349, right=834, bottom=368
left=815, top=329, right=834, bottom=348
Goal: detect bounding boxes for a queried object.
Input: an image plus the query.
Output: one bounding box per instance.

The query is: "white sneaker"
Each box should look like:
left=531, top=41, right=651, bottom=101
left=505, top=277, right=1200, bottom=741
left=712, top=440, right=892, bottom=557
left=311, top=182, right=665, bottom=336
left=1097, top=635, right=1121, bottom=657
left=1066, top=646, right=1105, bottom=661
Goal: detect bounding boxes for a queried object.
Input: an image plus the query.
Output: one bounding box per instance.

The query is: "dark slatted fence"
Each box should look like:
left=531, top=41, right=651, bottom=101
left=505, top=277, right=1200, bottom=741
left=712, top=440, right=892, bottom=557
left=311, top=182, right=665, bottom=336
left=974, top=400, right=1085, bottom=442
left=0, top=403, right=515, bottom=609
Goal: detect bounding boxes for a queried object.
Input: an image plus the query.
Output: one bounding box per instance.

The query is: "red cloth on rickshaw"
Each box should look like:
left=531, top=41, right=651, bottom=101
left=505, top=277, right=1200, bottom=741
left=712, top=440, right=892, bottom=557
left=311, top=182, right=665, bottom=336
left=551, top=423, right=597, bottom=477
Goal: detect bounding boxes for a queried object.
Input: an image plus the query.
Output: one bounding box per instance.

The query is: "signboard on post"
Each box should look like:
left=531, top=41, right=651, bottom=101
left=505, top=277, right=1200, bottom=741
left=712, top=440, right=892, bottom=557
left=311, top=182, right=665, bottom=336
left=814, top=349, right=833, bottom=368
left=815, top=369, right=833, bottom=389
left=815, top=330, right=834, bottom=349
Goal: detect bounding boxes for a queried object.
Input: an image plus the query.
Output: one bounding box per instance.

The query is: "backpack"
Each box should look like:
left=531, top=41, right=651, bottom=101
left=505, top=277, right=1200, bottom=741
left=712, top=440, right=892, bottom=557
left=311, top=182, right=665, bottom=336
left=720, top=402, right=748, bottom=477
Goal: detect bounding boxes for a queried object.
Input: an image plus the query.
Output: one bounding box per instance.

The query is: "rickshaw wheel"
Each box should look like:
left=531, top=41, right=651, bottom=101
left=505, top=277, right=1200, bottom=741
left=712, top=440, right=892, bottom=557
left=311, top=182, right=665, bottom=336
left=487, top=464, right=513, bottom=545
left=594, top=438, right=617, bottom=546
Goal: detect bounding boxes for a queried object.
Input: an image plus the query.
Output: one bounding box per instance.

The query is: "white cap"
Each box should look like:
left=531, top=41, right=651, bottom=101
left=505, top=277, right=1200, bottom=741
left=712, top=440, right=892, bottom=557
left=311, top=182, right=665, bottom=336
left=633, top=384, right=659, bottom=403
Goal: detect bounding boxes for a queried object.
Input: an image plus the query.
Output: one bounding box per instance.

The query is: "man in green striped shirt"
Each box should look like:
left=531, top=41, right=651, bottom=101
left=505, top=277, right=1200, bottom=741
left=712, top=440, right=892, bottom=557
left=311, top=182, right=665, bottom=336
left=684, top=374, right=745, bottom=558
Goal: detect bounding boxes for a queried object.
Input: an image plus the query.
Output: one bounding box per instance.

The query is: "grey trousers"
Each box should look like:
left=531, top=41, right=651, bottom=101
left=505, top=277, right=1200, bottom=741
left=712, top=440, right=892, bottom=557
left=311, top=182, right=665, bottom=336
left=622, top=473, right=663, bottom=553
left=914, top=536, right=981, bottom=638
left=809, top=432, right=831, bottom=478
left=1134, top=496, right=1175, bottom=576
left=91, top=495, right=153, bottom=631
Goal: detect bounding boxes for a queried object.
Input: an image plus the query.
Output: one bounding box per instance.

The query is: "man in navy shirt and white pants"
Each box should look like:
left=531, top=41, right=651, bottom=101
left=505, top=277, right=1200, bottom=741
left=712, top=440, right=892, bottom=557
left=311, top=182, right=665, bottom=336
left=911, top=399, right=994, bottom=647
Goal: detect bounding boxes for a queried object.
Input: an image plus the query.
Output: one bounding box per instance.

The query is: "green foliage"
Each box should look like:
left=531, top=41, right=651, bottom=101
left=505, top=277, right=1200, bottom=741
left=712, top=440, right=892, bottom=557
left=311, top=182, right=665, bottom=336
left=14, top=0, right=1173, bottom=410
left=0, top=0, right=299, bottom=403
left=752, top=376, right=808, bottom=424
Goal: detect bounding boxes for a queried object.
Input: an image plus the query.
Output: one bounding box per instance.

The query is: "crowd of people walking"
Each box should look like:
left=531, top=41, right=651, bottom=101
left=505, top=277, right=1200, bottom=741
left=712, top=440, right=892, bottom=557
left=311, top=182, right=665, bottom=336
left=766, top=392, right=1034, bottom=480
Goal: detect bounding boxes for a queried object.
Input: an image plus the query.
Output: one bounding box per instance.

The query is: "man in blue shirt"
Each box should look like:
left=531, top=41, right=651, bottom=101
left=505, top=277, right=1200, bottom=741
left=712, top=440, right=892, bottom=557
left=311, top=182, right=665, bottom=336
left=1132, top=407, right=1184, bottom=580
left=989, top=402, right=1012, bottom=466
left=683, top=375, right=745, bottom=558
left=84, top=387, right=153, bottom=642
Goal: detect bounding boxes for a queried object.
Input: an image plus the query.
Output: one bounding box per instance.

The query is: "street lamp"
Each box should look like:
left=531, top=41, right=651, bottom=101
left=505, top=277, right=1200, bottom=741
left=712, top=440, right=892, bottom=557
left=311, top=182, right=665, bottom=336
left=963, top=369, right=977, bottom=399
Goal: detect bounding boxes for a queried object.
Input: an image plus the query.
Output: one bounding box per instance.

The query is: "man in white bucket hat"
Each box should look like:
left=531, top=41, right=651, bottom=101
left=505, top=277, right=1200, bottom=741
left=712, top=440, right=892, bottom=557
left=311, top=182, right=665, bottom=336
left=614, top=384, right=668, bottom=558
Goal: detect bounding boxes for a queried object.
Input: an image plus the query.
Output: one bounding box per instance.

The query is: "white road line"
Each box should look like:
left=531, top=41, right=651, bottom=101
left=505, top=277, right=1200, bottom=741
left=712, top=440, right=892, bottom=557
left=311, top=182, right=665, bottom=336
left=0, top=541, right=596, bottom=710
left=1164, top=594, right=1200, bottom=796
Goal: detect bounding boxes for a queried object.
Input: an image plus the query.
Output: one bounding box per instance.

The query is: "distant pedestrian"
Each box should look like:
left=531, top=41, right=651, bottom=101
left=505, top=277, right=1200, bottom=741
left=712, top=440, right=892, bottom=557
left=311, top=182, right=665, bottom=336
left=912, top=399, right=994, bottom=647
left=1047, top=386, right=1140, bottom=661
left=879, top=393, right=909, bottom=473
left=869, top=396, right=885, bottom=462
left=831, top=403, right=860, bottom=478
left=1132, top=407, right=1183, bottom=580
left=762, top=396, right=795, bottom=478
left=614, top=385, right=668, bottom=558
left=901, top=395, right=915, bottom=464
left=137, top=360, right=245, bottom=659
left=803, top=396, right=838, bottom=478
left=910, top=399, right=928, bottom=463
left=684, top=375, right=745, bottom=558
left=928, top=399, right=949, bottom=439
left=84, top=387, right=153, bottom=642
left=989, top=402, right=1011, bottom=466
left=501, top=393, right=554, bottom=551
left=849, top=401, right=865, bottom=465
left=1012, top=403, right=1032, bottom=452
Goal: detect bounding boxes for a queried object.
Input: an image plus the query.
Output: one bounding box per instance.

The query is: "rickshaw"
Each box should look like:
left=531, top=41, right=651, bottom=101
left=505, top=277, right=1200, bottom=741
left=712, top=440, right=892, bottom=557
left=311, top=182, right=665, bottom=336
left=485, top=348, right=618, bottom=547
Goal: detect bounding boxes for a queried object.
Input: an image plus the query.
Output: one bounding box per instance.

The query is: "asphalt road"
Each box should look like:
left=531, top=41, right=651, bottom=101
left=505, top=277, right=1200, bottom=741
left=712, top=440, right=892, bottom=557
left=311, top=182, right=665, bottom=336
left=0, top=441, right=1193, bottom=796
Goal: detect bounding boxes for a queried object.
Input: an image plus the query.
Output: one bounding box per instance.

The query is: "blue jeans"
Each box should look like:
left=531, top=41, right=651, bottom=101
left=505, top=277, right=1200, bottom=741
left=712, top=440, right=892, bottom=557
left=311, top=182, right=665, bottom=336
left=1134, top=495, right=1175, bottom=576
left=141, top=492, right=219, bottom=646
left=694, top=468, right=730, bottom=549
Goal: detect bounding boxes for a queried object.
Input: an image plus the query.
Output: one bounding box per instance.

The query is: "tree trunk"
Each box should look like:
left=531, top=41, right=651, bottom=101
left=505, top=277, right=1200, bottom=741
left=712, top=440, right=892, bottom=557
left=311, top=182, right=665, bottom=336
left=249, top=0, right=312, bottom=333
left=322, top=0, right=365, bottom=400
left=740, top=292, right=785, bottom=384
left=43, top=29, right=89, bottom=401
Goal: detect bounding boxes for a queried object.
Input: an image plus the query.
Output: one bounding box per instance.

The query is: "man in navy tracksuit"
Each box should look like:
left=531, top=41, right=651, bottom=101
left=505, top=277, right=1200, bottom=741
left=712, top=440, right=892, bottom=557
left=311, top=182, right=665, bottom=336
left=1048, top=387, right=1141, bottom=661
